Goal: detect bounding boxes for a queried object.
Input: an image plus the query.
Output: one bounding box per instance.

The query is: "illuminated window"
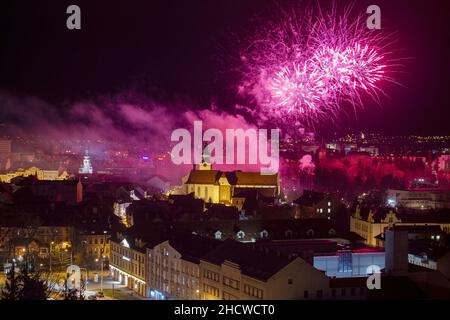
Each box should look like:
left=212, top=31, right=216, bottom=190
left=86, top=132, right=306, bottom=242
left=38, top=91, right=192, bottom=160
left=338, top=251, right=352, bottom=272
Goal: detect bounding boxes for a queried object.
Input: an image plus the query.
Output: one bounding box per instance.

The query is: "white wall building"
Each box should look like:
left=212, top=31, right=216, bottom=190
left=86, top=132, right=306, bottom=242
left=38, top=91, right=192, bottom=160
left=314, top=250, right=385, bottom=278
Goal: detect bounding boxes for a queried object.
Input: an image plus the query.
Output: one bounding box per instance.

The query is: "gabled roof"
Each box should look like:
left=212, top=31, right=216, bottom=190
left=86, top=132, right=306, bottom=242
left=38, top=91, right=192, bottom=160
left=226, top=171, right=278, bottom=186
left=201, top=238, right=293, bottom=281
left=398, top=212, right=450, bottom=224
left=186, top=169, right=278, bottom=186
left=294, top=190, right=326, bottom=206
left=10, top=238, right=44, bottom=247
left=186, top=170, right=221, bottom=184
left=391, top=225, right=444, bottom=233
left=168, top=233, right=221, bottom=264
left=330, top=277, right=368, bottom=288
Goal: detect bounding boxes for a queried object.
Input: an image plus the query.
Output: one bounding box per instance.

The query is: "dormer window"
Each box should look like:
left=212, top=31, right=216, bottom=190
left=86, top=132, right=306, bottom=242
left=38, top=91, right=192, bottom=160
left=260, top=230, right=269, bottom=239
left=120, top=239, right=130, bottom=248
left=306, top=229, right=315, bottom=237
left=285, top=230, right=293, bottom=238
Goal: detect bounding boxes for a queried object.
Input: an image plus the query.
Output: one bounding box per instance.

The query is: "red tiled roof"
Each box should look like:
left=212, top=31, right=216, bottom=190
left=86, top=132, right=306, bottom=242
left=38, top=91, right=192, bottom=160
left=186, top=169, right=278, bottom=186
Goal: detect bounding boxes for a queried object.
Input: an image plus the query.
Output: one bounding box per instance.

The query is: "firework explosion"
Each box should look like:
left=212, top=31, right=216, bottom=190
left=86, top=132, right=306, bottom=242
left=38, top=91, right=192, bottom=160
left=237, top=3, right=398, bottom=131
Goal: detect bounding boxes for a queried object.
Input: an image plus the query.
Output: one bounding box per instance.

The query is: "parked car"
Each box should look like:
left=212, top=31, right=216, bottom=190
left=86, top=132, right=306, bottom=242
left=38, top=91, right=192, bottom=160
left=87, top=295, right=97, bottom=300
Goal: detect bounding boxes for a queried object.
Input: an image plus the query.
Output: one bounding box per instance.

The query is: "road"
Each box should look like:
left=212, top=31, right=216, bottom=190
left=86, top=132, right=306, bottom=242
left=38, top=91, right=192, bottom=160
left=1, top=270, right=149, bottom=300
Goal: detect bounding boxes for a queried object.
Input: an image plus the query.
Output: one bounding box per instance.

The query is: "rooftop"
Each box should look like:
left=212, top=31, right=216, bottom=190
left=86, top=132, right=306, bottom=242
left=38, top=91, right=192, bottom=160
left=201, top=238, right=294, bottom=281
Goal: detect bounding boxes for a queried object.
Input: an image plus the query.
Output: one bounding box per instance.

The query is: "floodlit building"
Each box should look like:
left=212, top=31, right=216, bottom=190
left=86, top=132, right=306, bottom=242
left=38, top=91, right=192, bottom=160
left=181, top=161, right=279, bottom=207
left=350, top=206, right=450, bottom=247
left=0, top=166, right=69, bottom=183
left=79, top=150, right=93, bottom=174
left=110, top=236, right=148, bottom=297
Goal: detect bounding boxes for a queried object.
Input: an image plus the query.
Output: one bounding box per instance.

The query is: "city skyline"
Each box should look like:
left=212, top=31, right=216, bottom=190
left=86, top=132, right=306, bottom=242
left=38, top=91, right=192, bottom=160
left=1, top=0, right=450, bottom=306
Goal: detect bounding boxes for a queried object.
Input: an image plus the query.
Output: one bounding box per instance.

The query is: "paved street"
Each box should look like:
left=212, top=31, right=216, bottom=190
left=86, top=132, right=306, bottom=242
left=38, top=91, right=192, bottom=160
left=85, top=275, right=151, bottom=300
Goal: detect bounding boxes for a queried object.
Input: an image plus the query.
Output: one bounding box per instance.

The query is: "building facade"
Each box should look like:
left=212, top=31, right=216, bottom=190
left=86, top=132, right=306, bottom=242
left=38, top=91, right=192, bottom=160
left=147, top=240, right=201, bottom=300
left=80, top=232, right=110, bottom=259
left=110, top=237, right=148, bottom=297
left=387, top=188, right=450, bottom=210
left=0, top=166, right=69, bottom=183
left=199, top=239, right=331, bottom=300
left=180, top=162, right=279, bottom=207
left=350, top=206, right=450, bottom=247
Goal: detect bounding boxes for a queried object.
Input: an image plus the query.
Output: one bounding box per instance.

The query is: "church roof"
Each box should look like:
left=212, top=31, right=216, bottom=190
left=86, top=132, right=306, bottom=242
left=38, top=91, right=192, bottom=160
left=186, top=169, right=278, bottom=186
left=186, top=170, right=221, bottom=184
left=227, top=171, right=278, bottom=186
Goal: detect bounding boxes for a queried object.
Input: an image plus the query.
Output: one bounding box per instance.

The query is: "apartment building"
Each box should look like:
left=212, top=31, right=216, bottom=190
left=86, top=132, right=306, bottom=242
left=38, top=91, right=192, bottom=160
left=199, top=239, right=331, bottom=300
left=79, top=231, right=110, bottom=259
left=110, top=236, right=148, bottom=297
left=147, top=234, right=220, bottom=300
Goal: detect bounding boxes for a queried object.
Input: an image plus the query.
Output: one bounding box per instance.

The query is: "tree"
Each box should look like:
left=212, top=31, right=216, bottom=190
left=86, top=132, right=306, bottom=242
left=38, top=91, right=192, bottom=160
left=1, top=265, right=51, bottom=300
left=17, top=268, right=50, bottom=300
left=1, top=262, right=20, bottom=300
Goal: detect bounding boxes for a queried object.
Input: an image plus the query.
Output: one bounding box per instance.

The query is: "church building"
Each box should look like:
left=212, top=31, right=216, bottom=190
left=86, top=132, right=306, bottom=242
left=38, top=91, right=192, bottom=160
left=182, top=159, right=279, bottom=206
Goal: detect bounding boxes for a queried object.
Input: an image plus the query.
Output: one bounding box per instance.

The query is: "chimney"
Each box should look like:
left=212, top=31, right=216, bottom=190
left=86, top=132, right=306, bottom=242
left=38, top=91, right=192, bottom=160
left=385, top=228, right=408, bottom=276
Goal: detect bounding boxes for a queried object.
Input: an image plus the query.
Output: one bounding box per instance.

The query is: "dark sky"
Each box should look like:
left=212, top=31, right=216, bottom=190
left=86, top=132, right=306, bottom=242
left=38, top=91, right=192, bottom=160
left=0, top=0, right=449, bottom=135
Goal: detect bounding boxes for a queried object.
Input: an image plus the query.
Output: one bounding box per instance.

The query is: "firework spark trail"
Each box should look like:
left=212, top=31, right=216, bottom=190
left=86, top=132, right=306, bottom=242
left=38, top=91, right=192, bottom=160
left=270, top=62, right=326, bottom=114
left=236, top=3, right=399, bottom=131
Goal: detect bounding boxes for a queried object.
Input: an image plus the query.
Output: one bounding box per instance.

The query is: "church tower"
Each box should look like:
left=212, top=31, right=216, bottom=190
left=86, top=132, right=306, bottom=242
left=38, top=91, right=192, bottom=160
left=79, top=149, right=93, bottom=174
left=198, top=143, right=212, bottom=171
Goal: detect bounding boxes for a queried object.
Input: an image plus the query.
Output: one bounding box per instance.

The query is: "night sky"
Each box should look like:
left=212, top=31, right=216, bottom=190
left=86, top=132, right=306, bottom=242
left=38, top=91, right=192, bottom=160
left=0, top=0, right=449, bottom=136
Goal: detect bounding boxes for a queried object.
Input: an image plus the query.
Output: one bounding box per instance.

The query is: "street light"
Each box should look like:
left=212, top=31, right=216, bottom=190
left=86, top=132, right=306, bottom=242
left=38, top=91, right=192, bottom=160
left=100, top=248, right=104, bottom=293
left=49, top=242, right=55, bottom=274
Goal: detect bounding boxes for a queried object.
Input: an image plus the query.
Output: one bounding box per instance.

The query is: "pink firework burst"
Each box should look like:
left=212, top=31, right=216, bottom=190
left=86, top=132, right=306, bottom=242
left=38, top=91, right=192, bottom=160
left=342, top=43, right=386, bottom=91
left=270, top=62, right=326, bottom=114
left=236, top=2, right=400, bottom=130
